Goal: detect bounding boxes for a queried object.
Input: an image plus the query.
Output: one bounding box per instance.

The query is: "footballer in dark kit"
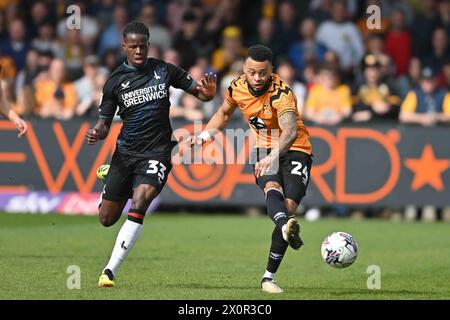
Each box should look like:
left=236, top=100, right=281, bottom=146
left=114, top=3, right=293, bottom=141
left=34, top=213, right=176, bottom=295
left=86, top=21, right=217, bottom=287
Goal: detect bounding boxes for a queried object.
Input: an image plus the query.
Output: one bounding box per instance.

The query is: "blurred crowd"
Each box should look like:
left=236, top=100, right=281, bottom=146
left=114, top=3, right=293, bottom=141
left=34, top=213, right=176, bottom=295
left=0, top=0, right=449, bottom=125
left=0, top=0, right=449, bottom=221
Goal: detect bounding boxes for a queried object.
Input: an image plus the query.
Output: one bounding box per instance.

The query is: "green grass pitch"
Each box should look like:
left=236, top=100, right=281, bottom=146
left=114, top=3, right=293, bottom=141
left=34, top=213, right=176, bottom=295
left=0, top=213, right=449, bottom=300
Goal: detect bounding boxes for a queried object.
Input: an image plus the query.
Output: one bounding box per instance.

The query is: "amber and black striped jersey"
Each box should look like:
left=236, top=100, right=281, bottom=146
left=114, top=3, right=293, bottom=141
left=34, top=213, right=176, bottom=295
left=99, top=58, right=195, bottom=157
left=225, top=73, right=312, bottom=155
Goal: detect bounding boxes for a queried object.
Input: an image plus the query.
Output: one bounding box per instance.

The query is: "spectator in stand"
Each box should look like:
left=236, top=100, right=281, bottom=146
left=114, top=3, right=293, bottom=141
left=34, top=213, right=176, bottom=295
left=274, top=0, right=298, bottom=54
left=378, top=55, right=396, bottom=88
left=302, top=59, right=320, bottom=92
left=322, top=50, right=341, bottom=74
left=0, top=18, right=31, bottom=72
left=169, top=64, right=205, bottom=121
left=421, top=27, right=450, bottom=76
left=309, top=0, right=358, bottom=23
left=147, top=45, right=161, bottom=59
left=32, top=20, right=64, bottom=59
left=150, top=39, right=164, bottom=56
left=14, top=48, right=39, bottom=104
left=211, top=26, right=247, bottom=77
left=201, top=58, right=242, bottom=120
left=380, top=0, right=415, bottom=26
left=288, top=18, right=327, bottom=76
left=219, top=59, right=244, bottom=99
left=165, top=0, right=190, bottom=35
left=163, top=48, right=185, bottom=115
left=411, top=0, right=439, bottom=56
left=59, top=29, right=86, bottom=81
left=304, top=66, right=352, bottom=126
left=101, top=48, right=120, bottom=74
left=34, top=58, right=77, bottom=120
left=248, top=17, right=284, bottom=60
left=138, top=3, right=172, bottom=52
left=32, top=49, right=54, bottom=85
left=1, top=2, right=19, bottom=34
left=384, top=8, right=412, bottom=76
left=438, top=0, right=450, bottom=37
left=258, top=0, right=276, bottom=19
left=2, top=73, right=35, bottom=118
left=172, top=11, right=205, bottom=71
left=308, top=0, right=331, bottom=24
left=399, top=66, right=450, bottom=126
left=27, top=0, right=53, bottom=39
left=163, top=48, right=181, bottom=66
left=352, top=54, right=400, bottom=122
left=358, top=35, right=396, bottom=87
left=364, top=34, right=386, bottom=60
left=74, top=55, right=109, bottom=118
left=276, top=59, right=307, bottom=115
left=316, top=0, right=364, bottom=77
left=92, top=0, right=116, bottom=30
left=203, top=0, right=243, bottom=47
left=442, top=57, right=450, bottom=89
left=97, top=5, right=129, bottom=58
left=396, top=57, right=423, bottom=99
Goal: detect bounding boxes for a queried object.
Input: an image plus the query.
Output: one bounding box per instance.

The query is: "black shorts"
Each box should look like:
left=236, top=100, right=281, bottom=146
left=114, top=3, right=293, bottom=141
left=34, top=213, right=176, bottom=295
left=252, top=149, right=313, bottom=204
left=102, top=150, right=172, bottom=201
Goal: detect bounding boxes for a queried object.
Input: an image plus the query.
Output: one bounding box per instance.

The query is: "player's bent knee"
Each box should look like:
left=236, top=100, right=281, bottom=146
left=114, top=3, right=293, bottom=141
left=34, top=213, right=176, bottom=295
left=99, top=214, right=115, bottom=227
left=98, top=208, right=121, bottom=227
left=98, top=199, right=127, bottom=227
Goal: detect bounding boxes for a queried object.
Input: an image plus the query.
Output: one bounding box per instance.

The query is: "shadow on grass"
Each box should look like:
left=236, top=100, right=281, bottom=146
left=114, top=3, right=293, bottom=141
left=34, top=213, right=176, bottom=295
left=9, top=255, right=171, bottom=261
left=285, top=285, right=444, bottom=298
left=163, top=283, right=445, bottom=299
left=164, top=283, right=254, bottom=291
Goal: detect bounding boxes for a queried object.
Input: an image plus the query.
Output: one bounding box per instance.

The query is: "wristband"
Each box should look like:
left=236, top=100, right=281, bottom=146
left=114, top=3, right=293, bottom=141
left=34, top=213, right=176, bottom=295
left=198, top=130, right=211, bottom=141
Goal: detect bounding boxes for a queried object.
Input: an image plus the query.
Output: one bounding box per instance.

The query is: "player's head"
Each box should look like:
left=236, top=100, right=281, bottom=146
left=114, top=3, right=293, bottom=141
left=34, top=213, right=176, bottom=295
left=243, top=44, right=273, bottom=93
left=122, top=21, right=150, bottom=67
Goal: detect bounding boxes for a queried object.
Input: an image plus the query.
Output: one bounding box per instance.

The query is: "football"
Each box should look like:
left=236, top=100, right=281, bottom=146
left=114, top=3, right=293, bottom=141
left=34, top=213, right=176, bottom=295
left=96, top=164, right=110, bottom=181
left=321, top=232, right=358, bottom=268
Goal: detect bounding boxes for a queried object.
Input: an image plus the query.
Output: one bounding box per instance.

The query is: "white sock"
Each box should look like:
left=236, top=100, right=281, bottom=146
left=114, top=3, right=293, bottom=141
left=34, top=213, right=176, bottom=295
left=281, top=224, right=287, bottom=241
left=97, top=191, right=103, bottom=209
left=104, top=219, right=142, bottom=277
left=263, top=270, right=276, bottom=280
left=98, top=185, right=106, bottom=209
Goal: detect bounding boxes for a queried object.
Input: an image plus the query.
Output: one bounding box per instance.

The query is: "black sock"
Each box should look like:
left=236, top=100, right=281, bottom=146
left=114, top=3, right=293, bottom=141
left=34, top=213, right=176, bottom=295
left=266, top=189, right=288, bottom=230
left=266, top=226, right=288, bottom=273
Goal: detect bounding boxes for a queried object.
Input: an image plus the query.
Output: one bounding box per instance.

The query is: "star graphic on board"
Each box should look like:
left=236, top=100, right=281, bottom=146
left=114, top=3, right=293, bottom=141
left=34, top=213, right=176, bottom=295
left=404, top=144, right=450, bottom=191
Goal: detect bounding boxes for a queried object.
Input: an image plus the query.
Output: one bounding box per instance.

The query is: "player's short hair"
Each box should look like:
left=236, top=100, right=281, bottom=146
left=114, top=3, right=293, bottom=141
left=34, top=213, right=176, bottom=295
left=122, top=21, right=149, bottom=41
left=247, top=45, right=273, bottom=64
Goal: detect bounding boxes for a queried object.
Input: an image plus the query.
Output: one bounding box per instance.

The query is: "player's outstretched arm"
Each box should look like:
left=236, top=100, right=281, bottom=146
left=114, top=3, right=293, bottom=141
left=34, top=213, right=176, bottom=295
left=0, top=88, right=27, bottom=138
left=0, top=65, right=27, bottom=138
left=187, top=72, right=217, bottom=102
left=86, top=118, right=112, bottom=145
left=187, top=101, right=236, bottom=146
